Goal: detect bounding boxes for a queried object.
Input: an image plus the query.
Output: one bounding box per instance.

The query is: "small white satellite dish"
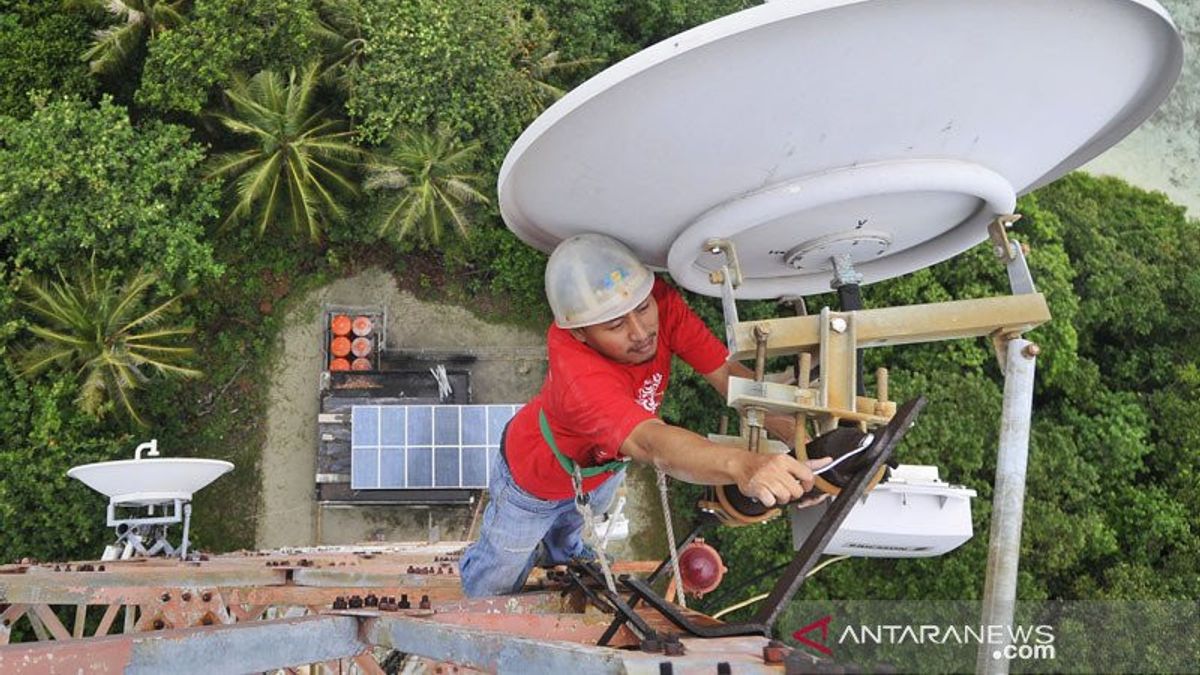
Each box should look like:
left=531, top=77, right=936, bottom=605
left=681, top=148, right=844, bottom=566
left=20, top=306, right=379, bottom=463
left=68, top=440, right=234, bottom=559
left=68, top=457, right=233, bottom=506
left=498, top=0, right=1182, bottom=297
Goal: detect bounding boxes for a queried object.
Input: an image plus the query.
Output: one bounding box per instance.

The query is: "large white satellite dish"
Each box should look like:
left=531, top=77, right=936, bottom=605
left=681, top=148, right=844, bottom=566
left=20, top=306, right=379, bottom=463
left=498, top=0, right=1182, bottom=297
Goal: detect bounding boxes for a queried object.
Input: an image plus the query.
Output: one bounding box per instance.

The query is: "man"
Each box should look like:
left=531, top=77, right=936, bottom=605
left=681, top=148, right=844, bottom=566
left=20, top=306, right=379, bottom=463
left=460, top=233, right=825, bottom=597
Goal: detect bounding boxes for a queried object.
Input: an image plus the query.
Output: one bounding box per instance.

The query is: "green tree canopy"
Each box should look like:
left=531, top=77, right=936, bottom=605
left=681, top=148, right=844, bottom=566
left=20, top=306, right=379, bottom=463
left=0, top=96, right=221, bottom=284
left=137, top=0, right=320, bottom=114
left=0, top=5, right=95, bottom=118
left=0, top=367, right=129, bottom=563
left=347, top=0, right=533, bottom=163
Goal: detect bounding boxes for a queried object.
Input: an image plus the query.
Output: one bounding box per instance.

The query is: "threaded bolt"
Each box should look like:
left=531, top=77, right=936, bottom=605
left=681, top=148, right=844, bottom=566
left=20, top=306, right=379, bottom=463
left=763, top=639, right=788, bottom=663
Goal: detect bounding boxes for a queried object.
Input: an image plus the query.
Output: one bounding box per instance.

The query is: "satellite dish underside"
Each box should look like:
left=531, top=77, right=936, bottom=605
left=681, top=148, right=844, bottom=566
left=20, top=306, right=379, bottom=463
left=498, top=0, right=1181, bottom=298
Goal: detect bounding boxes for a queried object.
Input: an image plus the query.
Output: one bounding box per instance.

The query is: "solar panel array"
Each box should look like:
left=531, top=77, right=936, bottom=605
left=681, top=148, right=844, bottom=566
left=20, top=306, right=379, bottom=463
left=351, top=404, right=522, bottom=490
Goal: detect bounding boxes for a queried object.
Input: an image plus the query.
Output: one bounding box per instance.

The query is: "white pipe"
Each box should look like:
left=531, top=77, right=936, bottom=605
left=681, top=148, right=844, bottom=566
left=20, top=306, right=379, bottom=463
left=134, top=439, right=159, bottom=460
left=977, top=338, right=1037, bottom=674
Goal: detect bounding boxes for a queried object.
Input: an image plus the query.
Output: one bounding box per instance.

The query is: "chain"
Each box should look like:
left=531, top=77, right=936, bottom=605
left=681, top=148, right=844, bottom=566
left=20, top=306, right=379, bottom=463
left=656, top=468, right=686, bottom=609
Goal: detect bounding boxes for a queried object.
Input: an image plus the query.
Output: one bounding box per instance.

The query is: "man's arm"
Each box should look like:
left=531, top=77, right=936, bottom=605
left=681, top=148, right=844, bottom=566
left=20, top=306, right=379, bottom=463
left=702, top=361, right=799, bottom=444
left=619, top=418, right=821, bottom=507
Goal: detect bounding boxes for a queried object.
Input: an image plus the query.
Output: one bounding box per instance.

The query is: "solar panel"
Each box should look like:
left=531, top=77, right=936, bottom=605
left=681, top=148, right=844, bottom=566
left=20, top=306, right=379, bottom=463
left=350, top=404, right=522, bottom=490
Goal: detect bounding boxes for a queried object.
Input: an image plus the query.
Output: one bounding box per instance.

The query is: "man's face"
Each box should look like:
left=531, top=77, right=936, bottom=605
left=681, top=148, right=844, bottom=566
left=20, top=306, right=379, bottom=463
left=570, top=295, right=659, bottom=365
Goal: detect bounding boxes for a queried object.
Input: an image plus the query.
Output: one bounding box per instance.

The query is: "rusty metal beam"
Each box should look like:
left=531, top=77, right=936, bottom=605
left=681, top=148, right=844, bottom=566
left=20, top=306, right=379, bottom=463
left=30, top=605, right=71, bottom=642
left=0, top=615, right=365, bottom=675
left=364, top=613, right=628, bottom=673
left=95, top=604, right=121, bottom=638
left=729, top=294, right=1050, bottom=360
left=383, top=612, right=784, bottom=672
left=1, top=607, right=793, bottom=673
left=0, top=604, right=27, bottom=645
left=353, top=653, right=387, bottom=675
left=72, top=605, right=86, bottom=639
left=0, top=581, right=462, bottom=607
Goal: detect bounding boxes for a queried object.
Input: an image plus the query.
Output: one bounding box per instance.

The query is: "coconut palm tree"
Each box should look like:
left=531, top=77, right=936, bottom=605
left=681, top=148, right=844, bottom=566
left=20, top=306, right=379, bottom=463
left=364, top=127, right=489, bottom=245
left=510, top=9, right=600, bottom=117
left=15, top=263, right=201, bottom=426
left=311, top=0, right=367, bottom=92
left=207, top=63, right=362, bottom=242
left=69, top=0, right=188, bottom=75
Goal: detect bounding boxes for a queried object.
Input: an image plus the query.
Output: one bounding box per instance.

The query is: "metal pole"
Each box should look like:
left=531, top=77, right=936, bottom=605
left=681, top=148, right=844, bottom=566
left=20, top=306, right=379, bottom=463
left=976, top=338, right=1037, bottom=675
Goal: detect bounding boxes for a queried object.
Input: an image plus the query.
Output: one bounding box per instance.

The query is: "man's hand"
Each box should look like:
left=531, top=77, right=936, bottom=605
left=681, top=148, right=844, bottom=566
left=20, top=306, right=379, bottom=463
left=620, top=420, right=835, bottom=500
left=735, top=454, right=833, bottom=507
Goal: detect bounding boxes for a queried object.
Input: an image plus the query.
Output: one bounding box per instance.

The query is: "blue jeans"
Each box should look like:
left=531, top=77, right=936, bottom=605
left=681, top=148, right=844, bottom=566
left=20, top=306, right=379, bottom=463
left=460, top=446, right=624, bottom=597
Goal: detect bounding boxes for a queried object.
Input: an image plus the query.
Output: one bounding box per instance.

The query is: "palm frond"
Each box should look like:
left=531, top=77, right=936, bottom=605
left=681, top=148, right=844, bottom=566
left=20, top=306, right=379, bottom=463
left=367, top=127, right=488, bottom=244
left=14, top=342, right=78, bottom=377
left=363, top=169, right=409, bottom=192
left=206, top=62, right=361, bottom=240
left=118, top=292, right=184, bottom=335
left=257, top=168, right=285, bottom=237
left=284, top=156, right=320, bottom=240
left=77, top=366, right=110, bottom=418
left=76, top=0, right=190, bottom=76
left=108, top=369, right=147, bottom=427
left=107, top=271, right=159, bottom=330
left=307, top=155, right=360, bottom=197
left=206, top=149, right=265, bottom=179
left=125, top=327, right=195, bottom=342
left=26, top=325, right=93, bottom=348
left=435, top=187, right=472, bottom=239
left=17, top=264, right=201, bottom=424
left=441, top=177, right=489, bottom=205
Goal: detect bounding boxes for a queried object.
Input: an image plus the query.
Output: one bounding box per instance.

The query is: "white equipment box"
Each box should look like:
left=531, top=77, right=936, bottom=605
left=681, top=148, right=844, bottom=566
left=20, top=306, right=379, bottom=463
left=790, top=465, right=976, bottom=558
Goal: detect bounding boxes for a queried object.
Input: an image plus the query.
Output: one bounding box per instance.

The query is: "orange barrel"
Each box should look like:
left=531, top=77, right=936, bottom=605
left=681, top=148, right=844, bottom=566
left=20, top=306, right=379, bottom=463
left=351, top=337, right=373, bottom=358
left=331, top=314, right=352, bottom=336
left=352, top=315, right=374, bottom=337
left=351, top=357, right=373, bottom=371
left=329, top=357, right=351, bottom=371
left=330, top=336, right=352, bottom=357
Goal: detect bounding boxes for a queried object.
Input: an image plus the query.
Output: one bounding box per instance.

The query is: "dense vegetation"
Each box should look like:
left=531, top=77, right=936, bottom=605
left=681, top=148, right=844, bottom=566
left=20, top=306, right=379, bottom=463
left=0, top=0, right=1194, bottom=665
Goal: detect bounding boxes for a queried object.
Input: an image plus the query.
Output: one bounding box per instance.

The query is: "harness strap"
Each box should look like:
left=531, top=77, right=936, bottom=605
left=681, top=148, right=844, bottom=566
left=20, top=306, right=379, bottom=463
left=539, top=409, right=628, bottom=479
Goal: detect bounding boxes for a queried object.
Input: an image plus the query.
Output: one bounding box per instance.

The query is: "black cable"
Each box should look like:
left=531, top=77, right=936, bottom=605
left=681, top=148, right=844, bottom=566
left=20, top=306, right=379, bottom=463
left=701, top=559, right=790, bottom=612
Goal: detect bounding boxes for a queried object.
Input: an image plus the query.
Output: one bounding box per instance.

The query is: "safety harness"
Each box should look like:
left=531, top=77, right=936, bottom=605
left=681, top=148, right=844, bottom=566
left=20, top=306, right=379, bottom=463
left=538, top=409, right=687, bottom=605
left=538, top=409, right=626, bottom=592
left=538, top=409, right=628, bottom=478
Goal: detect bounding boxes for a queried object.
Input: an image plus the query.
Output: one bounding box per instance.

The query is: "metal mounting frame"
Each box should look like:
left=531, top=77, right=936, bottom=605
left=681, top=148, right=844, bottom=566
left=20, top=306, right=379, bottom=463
left=595, top=398, right=925, bottom=639
left=708, top=214, right=1048, bottom=674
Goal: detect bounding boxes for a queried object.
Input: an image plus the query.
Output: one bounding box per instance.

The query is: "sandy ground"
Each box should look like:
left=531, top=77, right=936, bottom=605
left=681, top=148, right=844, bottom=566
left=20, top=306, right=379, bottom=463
left=256, top=268, right=666, bottom=560
left=1084, top=0, right=1200, bottom=215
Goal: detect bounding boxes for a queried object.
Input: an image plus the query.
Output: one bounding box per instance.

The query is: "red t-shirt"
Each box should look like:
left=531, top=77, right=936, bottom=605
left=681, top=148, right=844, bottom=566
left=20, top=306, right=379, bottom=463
left=505, top=279, right=729, bottom=500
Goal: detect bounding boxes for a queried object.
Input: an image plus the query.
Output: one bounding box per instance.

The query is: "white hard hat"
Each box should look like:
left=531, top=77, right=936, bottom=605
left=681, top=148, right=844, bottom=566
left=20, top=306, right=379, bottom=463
left=545, top=234, right=654, bottom=329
